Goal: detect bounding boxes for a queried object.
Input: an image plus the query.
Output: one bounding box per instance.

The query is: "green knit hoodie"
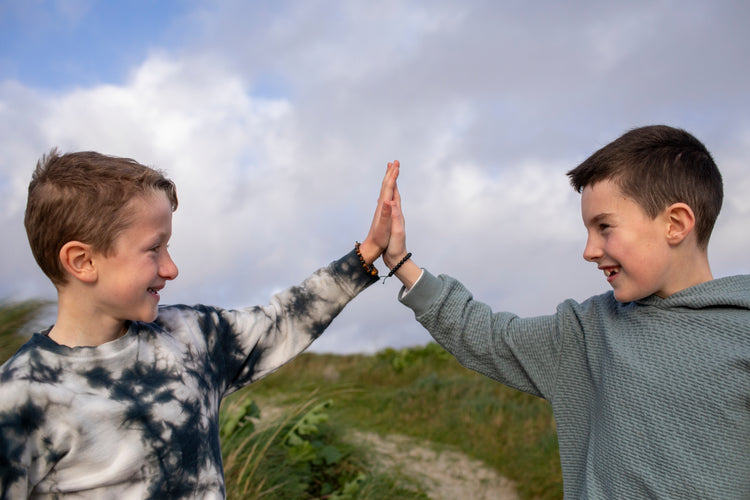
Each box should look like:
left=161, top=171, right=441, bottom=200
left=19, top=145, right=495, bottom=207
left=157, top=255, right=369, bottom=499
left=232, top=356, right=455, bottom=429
left=400, top=272, right=750, bottom=498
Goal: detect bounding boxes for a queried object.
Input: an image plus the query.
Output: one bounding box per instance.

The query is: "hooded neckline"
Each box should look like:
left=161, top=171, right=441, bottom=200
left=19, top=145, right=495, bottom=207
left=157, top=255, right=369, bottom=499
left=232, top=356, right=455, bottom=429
left=636, top=274, right=750, bottom=310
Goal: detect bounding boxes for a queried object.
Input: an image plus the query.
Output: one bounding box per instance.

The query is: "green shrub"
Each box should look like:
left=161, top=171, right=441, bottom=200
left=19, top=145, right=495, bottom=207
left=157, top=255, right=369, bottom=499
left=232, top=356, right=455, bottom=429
left=220, top=391, right=428, bottom=500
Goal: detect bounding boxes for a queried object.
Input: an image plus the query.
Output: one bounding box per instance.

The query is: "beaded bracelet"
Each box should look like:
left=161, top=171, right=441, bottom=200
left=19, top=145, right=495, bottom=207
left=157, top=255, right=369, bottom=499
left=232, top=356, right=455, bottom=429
left=384, top=252, right=412, bottom=282
left=354, top=242, right=412, bottom=283
left=355, top=242, right=379, bottom=277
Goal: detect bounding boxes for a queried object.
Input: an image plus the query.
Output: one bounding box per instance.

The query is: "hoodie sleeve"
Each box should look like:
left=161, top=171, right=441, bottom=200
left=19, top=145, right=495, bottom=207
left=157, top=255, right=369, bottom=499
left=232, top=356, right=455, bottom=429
left=399, top=270, right=562, bottom=400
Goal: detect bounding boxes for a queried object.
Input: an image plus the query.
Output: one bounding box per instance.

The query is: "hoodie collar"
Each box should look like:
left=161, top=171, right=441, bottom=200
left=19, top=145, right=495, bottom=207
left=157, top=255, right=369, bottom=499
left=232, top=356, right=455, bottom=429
left=637, top=275, right=750, bottom=310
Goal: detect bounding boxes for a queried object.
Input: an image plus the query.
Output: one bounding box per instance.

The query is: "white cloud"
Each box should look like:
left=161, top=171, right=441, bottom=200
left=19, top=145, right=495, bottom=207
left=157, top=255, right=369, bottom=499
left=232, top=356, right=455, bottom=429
left=2, top=1, right=749, bottom=352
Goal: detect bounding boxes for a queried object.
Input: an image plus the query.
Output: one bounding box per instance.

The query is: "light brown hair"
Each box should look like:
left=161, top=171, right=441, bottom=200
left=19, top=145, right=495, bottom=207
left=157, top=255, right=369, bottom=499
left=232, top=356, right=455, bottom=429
left=24, top=149, right=178, bottom=286
left=567, top=125, right=723, bottom=248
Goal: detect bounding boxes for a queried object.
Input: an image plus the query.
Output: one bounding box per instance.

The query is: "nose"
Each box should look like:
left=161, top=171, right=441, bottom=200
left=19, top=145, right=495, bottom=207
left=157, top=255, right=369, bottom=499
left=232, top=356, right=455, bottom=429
left=160, top=250, right=179, bottom=280
left=582, top=234, right=602, bottom=263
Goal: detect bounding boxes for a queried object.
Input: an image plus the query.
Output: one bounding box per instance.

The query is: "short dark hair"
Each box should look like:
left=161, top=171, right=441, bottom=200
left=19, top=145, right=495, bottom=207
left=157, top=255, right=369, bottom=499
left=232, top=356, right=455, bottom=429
left=25, top=149, right=178, bottom=286
left=567, top=125, right=723, bottom=248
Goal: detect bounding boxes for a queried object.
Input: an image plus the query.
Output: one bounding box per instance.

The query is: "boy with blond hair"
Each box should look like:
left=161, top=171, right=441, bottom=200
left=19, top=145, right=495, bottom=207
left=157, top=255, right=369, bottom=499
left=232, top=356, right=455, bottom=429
left=383, top=125, right=749, bottom=498
left=0, top=150, right=400, bottom=498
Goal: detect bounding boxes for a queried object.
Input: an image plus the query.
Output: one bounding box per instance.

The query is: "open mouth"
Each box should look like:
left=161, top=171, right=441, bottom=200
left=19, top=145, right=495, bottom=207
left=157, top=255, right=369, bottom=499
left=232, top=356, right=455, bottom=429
left=148, top=288, right=160, bottom=296
left=603, top=268, right=620, bottom=280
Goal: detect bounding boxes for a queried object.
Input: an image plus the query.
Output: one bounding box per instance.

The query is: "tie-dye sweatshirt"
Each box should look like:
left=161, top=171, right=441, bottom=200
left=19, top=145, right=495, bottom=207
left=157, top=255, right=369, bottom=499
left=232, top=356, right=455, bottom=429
left=0, top=250, right=377, bottom=499
left=399, top=271, right=750, bottom=498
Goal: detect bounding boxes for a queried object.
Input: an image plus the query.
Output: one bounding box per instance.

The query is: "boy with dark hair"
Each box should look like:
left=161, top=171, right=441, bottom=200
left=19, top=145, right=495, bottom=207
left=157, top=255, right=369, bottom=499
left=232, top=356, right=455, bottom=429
left=0, top=150, right=400, bottom=498
left=383, top=125, right=749, bottom=498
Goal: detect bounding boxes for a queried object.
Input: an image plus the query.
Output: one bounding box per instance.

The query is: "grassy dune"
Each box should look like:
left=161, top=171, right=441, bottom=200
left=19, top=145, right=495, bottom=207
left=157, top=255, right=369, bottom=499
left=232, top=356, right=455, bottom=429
left=225, top=344, right=563, bottom=499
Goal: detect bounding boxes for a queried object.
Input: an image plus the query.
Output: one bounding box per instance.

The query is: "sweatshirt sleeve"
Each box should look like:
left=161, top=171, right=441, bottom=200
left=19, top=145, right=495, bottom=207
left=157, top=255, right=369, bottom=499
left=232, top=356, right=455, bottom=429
left=399, top=270, right=562, bottom=400
left=159, top=249, right=378, bottom=396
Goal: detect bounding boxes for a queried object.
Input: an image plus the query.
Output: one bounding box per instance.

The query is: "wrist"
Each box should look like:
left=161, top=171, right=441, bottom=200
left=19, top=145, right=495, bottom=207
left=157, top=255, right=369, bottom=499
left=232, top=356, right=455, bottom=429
left=385, top=251, right=411, bottom=277
left=393, top=259, right=421, bottom=290
left=354, top=241, right=380, bottom=278
left=358, top=238, right=382, bottom=265
left=383, top=251, right=409, bottom=270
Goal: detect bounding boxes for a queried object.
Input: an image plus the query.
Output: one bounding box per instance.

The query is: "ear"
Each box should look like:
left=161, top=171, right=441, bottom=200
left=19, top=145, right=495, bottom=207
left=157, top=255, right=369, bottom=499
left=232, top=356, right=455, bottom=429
left=664, top=203, right=696, bottom=245
left=59, top=241, right=98, bottom=284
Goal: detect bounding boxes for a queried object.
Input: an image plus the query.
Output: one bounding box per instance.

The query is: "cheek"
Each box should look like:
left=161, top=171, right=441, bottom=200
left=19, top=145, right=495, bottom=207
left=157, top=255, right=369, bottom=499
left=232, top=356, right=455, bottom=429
left=605, top=234, right=647, bottom=269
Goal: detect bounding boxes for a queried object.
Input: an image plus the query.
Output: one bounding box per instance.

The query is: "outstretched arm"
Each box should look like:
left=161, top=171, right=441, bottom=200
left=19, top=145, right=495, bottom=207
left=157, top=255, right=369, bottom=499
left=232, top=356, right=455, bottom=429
left=358, top=160, right=400, bottom=265
left=384, top=183, right=422, bottom=290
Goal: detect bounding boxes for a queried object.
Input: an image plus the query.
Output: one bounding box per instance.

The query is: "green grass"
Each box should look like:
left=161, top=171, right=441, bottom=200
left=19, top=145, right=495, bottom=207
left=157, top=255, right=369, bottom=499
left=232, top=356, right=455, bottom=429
left=220, top=389, right=431, bottom=499
left=0, top=299, right=51, bottom=364
left=235, top=344, right=563, bottom=499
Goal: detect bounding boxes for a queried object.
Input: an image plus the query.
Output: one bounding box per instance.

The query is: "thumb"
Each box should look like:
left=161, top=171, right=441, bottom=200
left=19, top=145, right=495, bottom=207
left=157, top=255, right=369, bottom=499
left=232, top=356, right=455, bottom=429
left=380, top=199, right=392, bottom=220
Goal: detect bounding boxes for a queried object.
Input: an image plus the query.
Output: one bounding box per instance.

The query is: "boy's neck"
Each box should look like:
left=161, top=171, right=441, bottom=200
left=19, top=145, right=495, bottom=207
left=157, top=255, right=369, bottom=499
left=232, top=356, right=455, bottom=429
left=48, top=321, right=128, bottom=348
left=49, top=289, right=129, bottom=348
left=661, top=245, right=713, bottom=298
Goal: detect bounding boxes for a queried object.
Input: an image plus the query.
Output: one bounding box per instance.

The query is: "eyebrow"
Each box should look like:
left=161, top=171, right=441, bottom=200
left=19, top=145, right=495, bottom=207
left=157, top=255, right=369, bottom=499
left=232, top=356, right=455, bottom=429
left=146, top=231, right=172, bottom=246
left=585, top=213, right=614, bottom=227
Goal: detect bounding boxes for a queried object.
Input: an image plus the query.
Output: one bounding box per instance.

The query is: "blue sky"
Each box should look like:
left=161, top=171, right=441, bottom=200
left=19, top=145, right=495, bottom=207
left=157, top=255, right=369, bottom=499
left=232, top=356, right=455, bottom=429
left=2, top=1, right=749, bottom=353
left=0, top=1, right=187, bottom=89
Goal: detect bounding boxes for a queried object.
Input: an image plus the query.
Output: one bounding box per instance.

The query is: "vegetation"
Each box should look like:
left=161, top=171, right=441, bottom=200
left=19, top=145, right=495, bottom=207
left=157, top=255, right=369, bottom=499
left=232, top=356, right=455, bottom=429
left=1, top=301, right=562, bottom=499
left=0, top=299, right=50, bottom=363
left=226, top=343, right=563, bottom=499
left=219, top=389, right=429, bottom=499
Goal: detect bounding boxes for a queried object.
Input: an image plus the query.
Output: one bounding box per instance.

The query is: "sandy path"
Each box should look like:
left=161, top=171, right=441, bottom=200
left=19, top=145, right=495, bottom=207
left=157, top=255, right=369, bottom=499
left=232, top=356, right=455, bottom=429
left=252, top=401, right=519, bottom=499
left=348, top=430, right=519, bottom=500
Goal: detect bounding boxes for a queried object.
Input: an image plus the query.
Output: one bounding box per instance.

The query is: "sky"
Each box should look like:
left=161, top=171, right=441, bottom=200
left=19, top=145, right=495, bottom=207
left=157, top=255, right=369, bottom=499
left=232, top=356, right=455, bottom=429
left=1, top=0, right=749, bottom=354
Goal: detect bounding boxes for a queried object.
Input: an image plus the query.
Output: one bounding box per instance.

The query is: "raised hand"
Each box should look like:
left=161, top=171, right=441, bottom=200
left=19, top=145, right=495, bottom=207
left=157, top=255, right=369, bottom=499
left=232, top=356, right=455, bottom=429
left=384, top=175, right=421, bottom=289
left=358, top=161, right=400, bottom=265
left=383, top=183, right=407, bottom=269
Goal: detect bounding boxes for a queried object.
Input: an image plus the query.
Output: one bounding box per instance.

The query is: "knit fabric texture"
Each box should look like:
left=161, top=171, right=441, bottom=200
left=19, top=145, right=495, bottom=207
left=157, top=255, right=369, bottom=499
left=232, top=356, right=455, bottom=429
left=400, top=271, right=750, bottom=498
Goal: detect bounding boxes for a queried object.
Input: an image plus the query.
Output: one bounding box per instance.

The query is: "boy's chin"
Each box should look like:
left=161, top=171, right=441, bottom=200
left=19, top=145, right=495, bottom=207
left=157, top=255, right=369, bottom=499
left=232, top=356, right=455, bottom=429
left=132, top=309, right=159, bottom=324
left=613, top=289, right=650, bottom=303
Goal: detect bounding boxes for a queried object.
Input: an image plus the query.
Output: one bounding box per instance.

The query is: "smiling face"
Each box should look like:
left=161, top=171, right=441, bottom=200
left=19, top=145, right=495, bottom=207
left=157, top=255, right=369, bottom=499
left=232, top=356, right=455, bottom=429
left=580, top=179, right=676, bottom=302
left=93, top=190, right=179, bottom=324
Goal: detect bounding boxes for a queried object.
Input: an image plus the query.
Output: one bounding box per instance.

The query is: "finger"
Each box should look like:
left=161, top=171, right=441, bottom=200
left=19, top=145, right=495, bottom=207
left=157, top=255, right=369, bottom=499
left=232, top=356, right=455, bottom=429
left=392, top=184, right=402, bottom=211
left=379, top=162, right=394, bottom=196
left=380, top=197, right=392, bottom=220
left=386, top=205, right=406, bottom=258
left=391, top=188, right=405, bottom=240
left=371, top=162, right=395, bottom=222
left=379, top=160, right=400, bottom=202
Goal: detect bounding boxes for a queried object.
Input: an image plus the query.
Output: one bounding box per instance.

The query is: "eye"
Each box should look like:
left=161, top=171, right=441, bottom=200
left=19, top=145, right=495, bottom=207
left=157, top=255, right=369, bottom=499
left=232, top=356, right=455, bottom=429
left=151, top=242, right=171, bottom=254
left=599, top=223, right=611, bottom=232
